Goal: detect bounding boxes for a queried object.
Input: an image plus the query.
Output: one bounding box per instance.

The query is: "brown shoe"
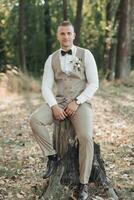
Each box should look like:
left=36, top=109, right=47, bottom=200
left=78, top=183, right=88, bottom=200
left=42, top=154, right=59, bottom=179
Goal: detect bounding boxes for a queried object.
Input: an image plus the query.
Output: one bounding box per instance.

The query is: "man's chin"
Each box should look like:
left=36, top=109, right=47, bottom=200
left=62, top=43, right=72, bottom=48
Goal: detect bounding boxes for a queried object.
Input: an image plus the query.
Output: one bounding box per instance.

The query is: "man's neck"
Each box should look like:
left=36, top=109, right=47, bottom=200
left=61, top=45, right=74, bottom=51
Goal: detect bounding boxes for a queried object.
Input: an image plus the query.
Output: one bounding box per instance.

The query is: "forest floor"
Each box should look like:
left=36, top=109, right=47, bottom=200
left=0, top=80, right=134, bottom=200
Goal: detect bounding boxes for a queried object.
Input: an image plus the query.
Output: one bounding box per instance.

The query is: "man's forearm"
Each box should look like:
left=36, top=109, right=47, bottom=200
left=42, top=87, right=58, bottom=107
left=76, top=82, right=99, bottom=104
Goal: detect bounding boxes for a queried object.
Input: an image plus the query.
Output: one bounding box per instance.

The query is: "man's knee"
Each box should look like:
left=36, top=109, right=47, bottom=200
left=29, top=112, right=38, bottom=128
left=78, top=131, right=93, bottom=143
left=30, top=105, right=53, bottom=128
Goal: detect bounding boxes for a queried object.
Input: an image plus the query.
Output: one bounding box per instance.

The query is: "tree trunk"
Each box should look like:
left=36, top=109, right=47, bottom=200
left=0, top=26, right=6, bottom=69
left=74, top=0, right=83, bottom=45
left=103, top=0, right=121, bottom=80
left=40, top=120, right=119, bottom=200
left=18, top=0, right=27, bottom=73
left=106, top=41, right=117, bottom=80
left=115, top=0, right=132, bottom=80
left=44, top=0, right=52, bottom=59
left=63, top=0, right=68, bottom=20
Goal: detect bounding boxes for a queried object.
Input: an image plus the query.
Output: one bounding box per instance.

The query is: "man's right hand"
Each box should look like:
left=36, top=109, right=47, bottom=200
left=51, top=104, right=67, bottom=120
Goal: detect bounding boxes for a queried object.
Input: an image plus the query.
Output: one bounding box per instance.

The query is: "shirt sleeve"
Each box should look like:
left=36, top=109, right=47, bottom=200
left=76, top=49, right=99, bottom=104
left=41, top=55, right=58, bottom=107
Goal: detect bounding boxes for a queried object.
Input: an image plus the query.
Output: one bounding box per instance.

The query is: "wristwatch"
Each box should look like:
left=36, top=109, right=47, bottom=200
left=74, top=98, right=81, bottom=105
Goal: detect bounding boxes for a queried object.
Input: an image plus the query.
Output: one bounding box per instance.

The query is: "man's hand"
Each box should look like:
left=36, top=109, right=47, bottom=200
left=51, top=104, right=67, bottom=120
left=64, top=101, right=79, bottom=116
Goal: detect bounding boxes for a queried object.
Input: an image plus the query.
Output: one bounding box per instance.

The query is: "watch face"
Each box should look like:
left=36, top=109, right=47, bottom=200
left=75, top=98, right=80, bottom=105
left=76, top=99, right=80, bottom=105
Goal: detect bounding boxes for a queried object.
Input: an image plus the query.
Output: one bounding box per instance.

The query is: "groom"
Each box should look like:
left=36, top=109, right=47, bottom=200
left=30, top=21, right=99, bottom=200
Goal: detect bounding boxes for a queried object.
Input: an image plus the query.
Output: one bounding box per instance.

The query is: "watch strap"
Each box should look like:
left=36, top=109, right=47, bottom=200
left=74, top=98, right=81, bottom=105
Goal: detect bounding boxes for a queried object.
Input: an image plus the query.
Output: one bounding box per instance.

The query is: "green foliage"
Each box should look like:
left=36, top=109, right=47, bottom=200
left=80, top=0, right=106, bottom=67
left=0, top=0, right=46, bottom=75
left=24, top=0, right=45, bottom=74
left=0, top=0, right=133, bottom=75
left=0, top=14, right=6, bottom=67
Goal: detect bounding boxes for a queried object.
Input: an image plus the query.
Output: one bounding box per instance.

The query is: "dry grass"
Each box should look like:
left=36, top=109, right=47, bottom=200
left=0, top=70, right=41, bottom=99
left=0, top=73, right=134, bottom=199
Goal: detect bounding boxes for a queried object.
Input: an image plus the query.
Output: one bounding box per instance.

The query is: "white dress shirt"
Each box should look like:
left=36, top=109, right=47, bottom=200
left=42, top=45, right=99, bottom=107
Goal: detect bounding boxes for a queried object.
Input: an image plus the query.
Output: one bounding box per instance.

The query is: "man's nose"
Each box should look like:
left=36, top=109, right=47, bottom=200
left=64, top=34, right=69, bottom=38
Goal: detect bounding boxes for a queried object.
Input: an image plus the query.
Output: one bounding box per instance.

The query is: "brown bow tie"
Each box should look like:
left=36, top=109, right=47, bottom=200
left=61, top=49, right=72, bottom=56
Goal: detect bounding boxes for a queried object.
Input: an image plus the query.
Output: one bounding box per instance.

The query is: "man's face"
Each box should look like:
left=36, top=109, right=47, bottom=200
left=57, top=25, right=75, bottom=49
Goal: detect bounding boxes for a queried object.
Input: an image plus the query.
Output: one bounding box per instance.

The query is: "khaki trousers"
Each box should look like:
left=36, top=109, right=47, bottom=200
left=30, top=103, right=93, bottom=184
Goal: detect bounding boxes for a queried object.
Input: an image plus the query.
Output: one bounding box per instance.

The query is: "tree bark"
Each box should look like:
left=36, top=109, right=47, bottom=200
left=0, top=26, right=6, bottom=69
left=103, top=0, right=114, bottom=78
left=44, top=0, right=52, bottom=59
left=41, top=120, right=119, bottom=200
left=115, top=0, right=132, bottom=80
left=18, top=0, right=27, bottom=73
left=63, top=0, right=68, bottom=20
left=103, top=0, right=121, bottom=80
left=74, top=0, right=83, bottom=45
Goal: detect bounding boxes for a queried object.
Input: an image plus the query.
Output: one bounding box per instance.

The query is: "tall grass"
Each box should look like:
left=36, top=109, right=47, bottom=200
left=0, top=70, right=41, bottom=96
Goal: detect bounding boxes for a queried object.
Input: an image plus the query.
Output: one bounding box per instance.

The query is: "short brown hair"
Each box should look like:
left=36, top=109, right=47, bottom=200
left=57, top=21, right=74, bottom=31
left=59, top=21, right=73, bottom=27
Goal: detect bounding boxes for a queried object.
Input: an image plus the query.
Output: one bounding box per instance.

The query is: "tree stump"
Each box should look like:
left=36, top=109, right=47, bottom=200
left=40, top=119, right=119, bottom=200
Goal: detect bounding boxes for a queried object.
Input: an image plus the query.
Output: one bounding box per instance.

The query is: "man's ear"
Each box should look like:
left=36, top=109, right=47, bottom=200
left=73, top=32, right=76, bottom=39
left=56, top=33, right=58, bottom=40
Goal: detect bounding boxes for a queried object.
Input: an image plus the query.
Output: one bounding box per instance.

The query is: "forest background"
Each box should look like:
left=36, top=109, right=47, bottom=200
left=0, top=0, right=134, bottom=80
left=0, top=0, right=134, bottom=200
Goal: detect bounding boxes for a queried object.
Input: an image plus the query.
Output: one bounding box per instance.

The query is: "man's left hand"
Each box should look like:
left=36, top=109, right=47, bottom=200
left=64, top=101, right=79, bottom=116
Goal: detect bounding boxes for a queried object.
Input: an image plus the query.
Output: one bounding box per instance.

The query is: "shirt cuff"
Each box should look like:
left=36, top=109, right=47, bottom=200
left=76, top=95, right=88, bottom=104
left=48, top=101, right=58, bottom=108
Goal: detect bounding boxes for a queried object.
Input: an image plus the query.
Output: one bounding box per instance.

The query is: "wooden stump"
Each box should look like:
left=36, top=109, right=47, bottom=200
left=40, top=119, right=119, bottom=200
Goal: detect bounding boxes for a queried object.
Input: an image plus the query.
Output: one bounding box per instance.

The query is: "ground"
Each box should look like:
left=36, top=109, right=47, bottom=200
left=0, top=81, right=134, bottom=200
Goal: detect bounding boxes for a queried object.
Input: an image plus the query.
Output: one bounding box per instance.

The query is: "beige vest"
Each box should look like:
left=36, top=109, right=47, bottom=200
left=52, top=47, right=87, bottom=105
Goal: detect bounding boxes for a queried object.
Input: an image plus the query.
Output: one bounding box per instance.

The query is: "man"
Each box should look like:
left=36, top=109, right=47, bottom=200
left=30, top=21, right=99, bottom=200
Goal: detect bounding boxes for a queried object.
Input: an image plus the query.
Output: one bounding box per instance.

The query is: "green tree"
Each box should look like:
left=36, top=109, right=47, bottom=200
left=1, top=0, right=133, bottom=78
left=18, top=0, right=27, bottom=72
left=44, top=0, right=52, bottom=59
left=103, top=0, right=121, bottom=80
left=23, top=0, right=45, bottom=75
left=115, top=0, right=134, bottom=79
left=0, top=10, right=6, bottom=68
left=63, top=0, right=68, bottom=20
left=74, top=0, right=84, bottom=45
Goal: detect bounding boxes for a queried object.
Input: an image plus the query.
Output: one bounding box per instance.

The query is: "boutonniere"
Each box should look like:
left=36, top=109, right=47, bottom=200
left=70, top=57, right=82, bottom=71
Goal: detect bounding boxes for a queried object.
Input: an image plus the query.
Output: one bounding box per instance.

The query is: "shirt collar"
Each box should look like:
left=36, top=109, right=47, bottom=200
left=60, top=45, right=76, bottom=56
